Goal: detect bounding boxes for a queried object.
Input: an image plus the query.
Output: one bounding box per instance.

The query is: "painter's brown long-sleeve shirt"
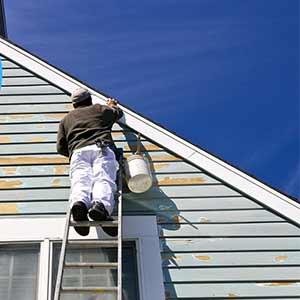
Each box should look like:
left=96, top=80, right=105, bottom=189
left=56, top=104, right=123, bottom=158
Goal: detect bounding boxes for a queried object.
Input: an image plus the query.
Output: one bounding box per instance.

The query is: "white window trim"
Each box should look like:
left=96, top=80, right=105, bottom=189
left=0, top=216, right=165, bottom=300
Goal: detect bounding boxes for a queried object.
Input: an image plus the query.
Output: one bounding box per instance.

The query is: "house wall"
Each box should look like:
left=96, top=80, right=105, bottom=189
left=0, top=56, right=300, bottom=299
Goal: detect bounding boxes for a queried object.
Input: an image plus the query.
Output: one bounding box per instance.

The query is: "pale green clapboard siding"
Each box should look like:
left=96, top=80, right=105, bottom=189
left=3, top=68, right=33, bottom=76
left=0, top=85, right=65, bottom=95
left=161, top=251, right=300, bottom=267
left=2, top=60, right=20, bottom=68
left=160, top=237, right=300, bottom=252
left=0, top=94, right=70, bottom=104
left=163, top=267, right=300, bottom=282
left=2, top=76, right=52, bottom=86
left=164, top=282, right=300, bottom=298
left=1, top=57, right=300, bottom=300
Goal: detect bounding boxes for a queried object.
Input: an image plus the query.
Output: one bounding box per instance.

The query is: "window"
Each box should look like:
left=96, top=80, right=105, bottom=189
left=51, top=242, right=140, bottom=300
left=0, top=244, right=40, bottom=300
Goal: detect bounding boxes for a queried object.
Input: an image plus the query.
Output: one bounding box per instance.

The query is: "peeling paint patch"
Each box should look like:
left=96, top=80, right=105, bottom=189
left=0, top=157, right=68, bottom=165
left=195, top=255, right=211, bottom=261
left=123, top=144, right=162, bottom=151
left=45, top=113, right=66, bottom=119
left=0, top=203, right=18, bottom=214
left=30, top=137, right=46, bottom=142
left=111, top=132, right=124, bottom=138
left=2, top=167, right=17, bottom=175
left=0, top=179, right=22, bottom=188
left=147, top=154, right=180, bottom=161
left=157, top=176, right=205, bottom=185
left=258, top=282, right=294, bottom=287
left=65, top=104, right=73, bottom=110
left=0, top=136, right=12, bottom=143
left=9, top=114, right=33, bottom=120
left=274, top=255, right=288, bottom=262
left=227, top=293, right=238, bottom=298
left=51, top=179, right=62, bottom=186
left=165, top=291, right=171, bottom=299
left=54, top=165, right=69, bottom=175
left=199, top=217, right=210, bottom=223
left=153, top=163, right=169, bottom=170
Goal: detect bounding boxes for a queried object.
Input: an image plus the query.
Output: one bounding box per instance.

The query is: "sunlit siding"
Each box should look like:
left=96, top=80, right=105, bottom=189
left=0, top=56, right=300, bottom=299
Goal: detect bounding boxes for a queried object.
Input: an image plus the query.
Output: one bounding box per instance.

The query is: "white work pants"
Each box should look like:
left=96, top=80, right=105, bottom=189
left=69, top=144, right=118, bottom=215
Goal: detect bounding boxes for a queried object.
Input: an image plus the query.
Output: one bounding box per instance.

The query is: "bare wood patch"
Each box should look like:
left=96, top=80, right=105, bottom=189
left=0, top=203, right=18, bottom=213
left=123, top=144, right=162, bottom=152
left=156, top=176, right=206, bottom=185
left=65, top=104, right=73, bottom=110
left=195, top=255, right=211, bottom=261
left=30, top=137, right=46, bottom=142
left=227, top=293, right=238, bottom=298
left=2, top=167, right=17, bottom=175
left=45, top=113, right=66, bottom=119
left=0, top=136, right=12, bottom=143
left=0, top=157, right=68, bottom=165
left=51, top=178, right=62, bottom=186
left=9, top=115, right=34, bottom=120
left=274, top=255, right=288, bottom=262
left=258, top=282, right=294, bottom=286
left=153, top=163, right=169, bottom=170
left=0, top=179, right=22, bottom=188
left=54, top=165, right=69, bottom=175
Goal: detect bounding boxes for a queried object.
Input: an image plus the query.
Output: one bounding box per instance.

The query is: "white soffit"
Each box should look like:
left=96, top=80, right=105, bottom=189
left=0, top=37, right=299, bottom=226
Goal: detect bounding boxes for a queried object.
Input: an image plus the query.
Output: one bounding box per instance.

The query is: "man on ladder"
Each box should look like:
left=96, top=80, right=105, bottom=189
left=56, top=88, right=123, bottom=236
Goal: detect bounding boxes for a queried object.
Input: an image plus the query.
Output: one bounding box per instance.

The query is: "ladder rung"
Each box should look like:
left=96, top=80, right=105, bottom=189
left=67, top=240, right=118, bottom=248
left=70, top=220, right=118, bottom=227
left=64, top=262, right=118, bottom=269
left=61, top=286, right=118, bottom=293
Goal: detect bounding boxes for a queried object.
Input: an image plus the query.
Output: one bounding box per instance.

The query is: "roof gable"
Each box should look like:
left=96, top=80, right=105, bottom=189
left=0, top=37, right=299, bottom=226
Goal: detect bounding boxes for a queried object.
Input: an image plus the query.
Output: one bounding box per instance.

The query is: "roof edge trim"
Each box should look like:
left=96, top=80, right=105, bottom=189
left=0, top=37, right=299, bottom=226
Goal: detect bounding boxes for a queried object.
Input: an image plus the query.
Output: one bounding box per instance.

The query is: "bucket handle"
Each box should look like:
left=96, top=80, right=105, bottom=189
left=135, top=133, right=142, bottom=155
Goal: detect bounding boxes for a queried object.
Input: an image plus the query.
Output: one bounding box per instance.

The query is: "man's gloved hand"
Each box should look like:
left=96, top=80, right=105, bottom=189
left=106, top=98, right=118, bottom=107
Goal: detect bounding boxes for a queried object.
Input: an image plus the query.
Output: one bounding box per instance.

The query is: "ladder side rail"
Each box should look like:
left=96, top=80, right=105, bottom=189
left=117, top=151, right=123, bottom=300
left=53, top=207, right=72, bottom=300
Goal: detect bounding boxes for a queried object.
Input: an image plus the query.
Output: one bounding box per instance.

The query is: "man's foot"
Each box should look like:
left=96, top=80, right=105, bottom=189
left=71, top=201, right=90, bottom=236
left=89, top=203, right=118, bottom=237
left=88, top=202, right=108, bottom=221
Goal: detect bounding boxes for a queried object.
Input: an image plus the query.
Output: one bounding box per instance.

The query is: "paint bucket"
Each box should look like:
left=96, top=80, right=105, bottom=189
left=124, top=154, right=153, bottom=193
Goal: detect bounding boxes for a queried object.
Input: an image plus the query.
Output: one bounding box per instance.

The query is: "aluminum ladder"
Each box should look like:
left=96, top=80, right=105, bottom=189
left=54, top=150, right=123, bottom=300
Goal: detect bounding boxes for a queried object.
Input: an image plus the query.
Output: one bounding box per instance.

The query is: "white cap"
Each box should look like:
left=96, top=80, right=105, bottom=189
left=71, top=88, right=91, bottom=104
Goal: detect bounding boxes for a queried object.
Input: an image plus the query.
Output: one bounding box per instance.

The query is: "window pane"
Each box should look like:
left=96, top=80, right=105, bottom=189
left=0, top=244, right=39, bottom=300
left=52, top=242, right=140, bottom=300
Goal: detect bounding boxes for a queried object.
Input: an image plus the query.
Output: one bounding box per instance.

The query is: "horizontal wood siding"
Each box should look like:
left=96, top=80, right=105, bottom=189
left=1, top=57, right=299, bottom=299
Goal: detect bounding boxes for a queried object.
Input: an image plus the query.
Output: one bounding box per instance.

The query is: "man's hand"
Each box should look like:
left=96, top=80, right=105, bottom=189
left=106, top=98, right=118, bottom=107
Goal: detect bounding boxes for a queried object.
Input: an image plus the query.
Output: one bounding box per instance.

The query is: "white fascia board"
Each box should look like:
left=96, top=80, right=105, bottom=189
left=0, top=37, right=299, bottom=226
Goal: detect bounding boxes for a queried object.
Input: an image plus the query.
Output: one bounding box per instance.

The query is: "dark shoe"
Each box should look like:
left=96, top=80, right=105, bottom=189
left=88, top=202, right=108, bottom=221
left=89, top=203, right=118, bottom=237
left=71, top=201, right=90, bottom=236
left=102, top=217, right=118, bottom=237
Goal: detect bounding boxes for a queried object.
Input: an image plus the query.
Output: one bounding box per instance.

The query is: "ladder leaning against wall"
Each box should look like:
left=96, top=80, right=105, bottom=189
left=54, top=150, right=123, bottom=300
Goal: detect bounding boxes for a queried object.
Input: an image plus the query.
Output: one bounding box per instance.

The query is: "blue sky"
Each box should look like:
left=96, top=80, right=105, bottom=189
left=5, top=0, right=299, bottom=198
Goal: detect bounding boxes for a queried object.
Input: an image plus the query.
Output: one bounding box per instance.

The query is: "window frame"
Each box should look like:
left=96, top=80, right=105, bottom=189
left=0, top=242, right=41, bottom=300
left=0, top=216, right=164, bottom=300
